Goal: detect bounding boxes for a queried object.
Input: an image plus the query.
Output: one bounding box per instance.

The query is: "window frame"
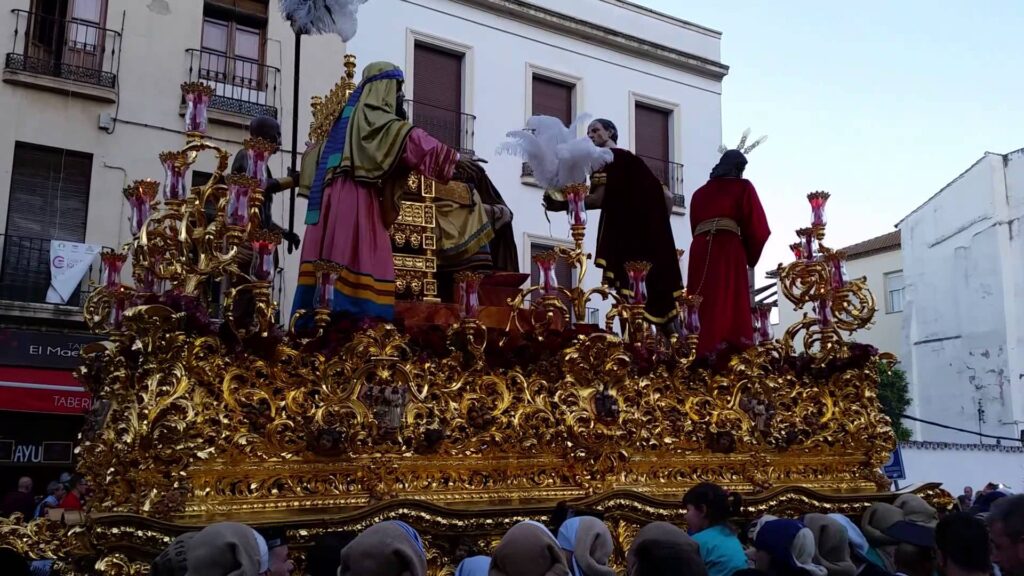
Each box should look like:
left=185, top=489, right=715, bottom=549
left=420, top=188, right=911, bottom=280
left=524, top=63, right=582, bottom=129
left=405, top=29, right=474, bottom=117
left=200, top=2, right=268, bottom=89
left=885, top=271, right=905, bottom=314
left=628, top=91, right=684, bottom=214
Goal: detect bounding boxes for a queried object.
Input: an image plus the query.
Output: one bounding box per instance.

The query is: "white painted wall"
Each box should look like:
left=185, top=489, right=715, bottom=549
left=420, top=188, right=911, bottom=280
left=899, top=442, right=1024, bottom=493
left=899, top=149, right=1024, bottom=442
left=342, top=0, right=723, bottom=318
left=0, top=0, right=723, bottom=323
left=775, top=246, right=904, bottom=357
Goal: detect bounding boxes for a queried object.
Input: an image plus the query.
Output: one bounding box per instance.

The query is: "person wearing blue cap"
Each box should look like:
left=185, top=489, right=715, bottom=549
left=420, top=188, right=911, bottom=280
left=455, top=556, right=491, bottom=576
left=751, top=519, right=828, bottom=576
left=882, top=521, right=935, bottom=576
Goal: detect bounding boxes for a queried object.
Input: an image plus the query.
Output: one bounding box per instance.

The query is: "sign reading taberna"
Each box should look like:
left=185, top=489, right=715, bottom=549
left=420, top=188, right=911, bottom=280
left=46, top=240, right=100, bottom=305
left=0, top=329, right=101, bottom=371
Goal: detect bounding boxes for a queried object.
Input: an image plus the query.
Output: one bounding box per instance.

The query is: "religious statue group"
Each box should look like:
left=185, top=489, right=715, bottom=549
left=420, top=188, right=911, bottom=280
left=240, top=61, right=770, bottom=358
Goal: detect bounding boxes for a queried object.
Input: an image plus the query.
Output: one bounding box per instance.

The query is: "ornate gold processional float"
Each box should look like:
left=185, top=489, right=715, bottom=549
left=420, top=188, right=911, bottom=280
left=0, top=57, right=951, bottom=575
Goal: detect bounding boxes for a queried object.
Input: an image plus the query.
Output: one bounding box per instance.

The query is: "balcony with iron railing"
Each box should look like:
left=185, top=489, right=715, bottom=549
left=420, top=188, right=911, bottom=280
left=3, top=9, right=121, bottom=101
left=405, top=100, right=475, bottom=156
left=185, top=48, right=280, bottom=121
left=638, top=155, right=686, bottom=211
left=0, top=234, right=106, bottom=319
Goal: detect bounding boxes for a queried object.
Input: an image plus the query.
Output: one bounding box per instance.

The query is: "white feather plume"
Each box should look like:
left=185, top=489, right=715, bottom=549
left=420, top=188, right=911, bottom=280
left=279, top=0, right=369, bottom=41
left=496, top=114, right=612, bottom=190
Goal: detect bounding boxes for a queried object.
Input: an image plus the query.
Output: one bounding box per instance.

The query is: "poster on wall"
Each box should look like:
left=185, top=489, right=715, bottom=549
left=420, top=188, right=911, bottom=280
left=45, top=241, right=100, bottom=304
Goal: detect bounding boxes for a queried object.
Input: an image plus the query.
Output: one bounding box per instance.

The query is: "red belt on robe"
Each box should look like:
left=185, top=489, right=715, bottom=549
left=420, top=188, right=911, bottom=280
left=694, top=217, right=741, bottom=237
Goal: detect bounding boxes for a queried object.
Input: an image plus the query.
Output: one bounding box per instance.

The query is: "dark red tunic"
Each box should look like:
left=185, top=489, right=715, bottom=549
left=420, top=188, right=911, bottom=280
left=686, top=177, right=770, bottom=356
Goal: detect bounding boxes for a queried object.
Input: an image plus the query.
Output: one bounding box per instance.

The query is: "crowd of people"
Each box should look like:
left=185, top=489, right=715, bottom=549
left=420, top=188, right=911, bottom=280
left=2, top=481, right=1018, bottom=576
left=0, top=473, right=89, bottom=520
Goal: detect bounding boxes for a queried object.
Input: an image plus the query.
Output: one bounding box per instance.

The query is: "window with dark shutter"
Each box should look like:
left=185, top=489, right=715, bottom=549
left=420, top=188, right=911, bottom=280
left=531, top=75, right=573, bottom=125
left=634, top=103, right=671, bottom=186
left=412, top=43, right=463, bottom=150
left=2, top=142, right=92, bottom=304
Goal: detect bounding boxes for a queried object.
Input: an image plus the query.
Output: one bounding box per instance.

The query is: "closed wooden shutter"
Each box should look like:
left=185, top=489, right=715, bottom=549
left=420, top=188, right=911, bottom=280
left=205, top=0, right=268, bottom=18
left=413, top=43, right=463, bottom=150
left=634, top=103, right=671, bottom=185
left=2, top=142, right=92, bottom=304
left=531, top=76, right=572, bottom=125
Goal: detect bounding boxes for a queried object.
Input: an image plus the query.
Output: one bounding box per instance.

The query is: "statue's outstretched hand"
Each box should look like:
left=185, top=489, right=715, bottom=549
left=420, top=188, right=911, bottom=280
left=454, top=157, right=483, bottom=182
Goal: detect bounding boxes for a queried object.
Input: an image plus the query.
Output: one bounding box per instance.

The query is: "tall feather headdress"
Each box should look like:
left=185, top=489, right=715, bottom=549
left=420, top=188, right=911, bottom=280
left=718, top=128, right=767, bottom=155
left=496, top=114, right=613, bottom=190
left=279, top=0, right=369, bottom=41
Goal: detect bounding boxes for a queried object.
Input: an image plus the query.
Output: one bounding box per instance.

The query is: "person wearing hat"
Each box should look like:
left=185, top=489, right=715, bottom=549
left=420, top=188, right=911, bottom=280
left=882, top=521, right=935, bottom=576
left=556, top=516, right=615, bottom=576
left=861, top=503, right=905, bottom=573
left=456, top=556, right=492, bottom=576
left=258, top=528, right=294, bottom=576
left=826, top=514, right=893, bottom=576
left=339, top=520, right=427, bottom=576
left=892, top=496, right=938, bottom=527
left=802, top=515, right=857, bottom=576
left=151, top=532, right=197, bottom=576
left=185, top=522, right=268, bottom=576
left=751, top=519, right=828, bottom=576
left=489, top=520, right=569, bottom=576
left=988, top=494, right=1024, bottom=576
left=626, top=521, right=707, bottom=576
left=935, top=513, right=990, bottom=576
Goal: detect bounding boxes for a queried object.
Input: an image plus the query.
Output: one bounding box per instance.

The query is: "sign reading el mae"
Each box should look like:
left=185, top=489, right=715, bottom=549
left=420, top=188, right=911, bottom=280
left=0, top=329, right=101, bottom=370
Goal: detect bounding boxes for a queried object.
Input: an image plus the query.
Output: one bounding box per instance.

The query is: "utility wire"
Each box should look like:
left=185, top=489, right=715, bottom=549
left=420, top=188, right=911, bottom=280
left=899, top=413, right=1022, bottom=444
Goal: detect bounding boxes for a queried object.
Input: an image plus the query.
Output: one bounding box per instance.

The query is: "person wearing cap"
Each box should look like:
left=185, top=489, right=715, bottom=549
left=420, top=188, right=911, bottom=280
left=802, top=514, right=856, bottom=576
left=988, top=494, right=1024, bottom=576
left=860, top=503, right=905, bottom=573
left=455, top=556, right=492, bottom=576
left=185, top=522, right=267, bottom=576
left=556, top=516, right=615, bottom=576
left=489, top=520, right=569, bottom=576
left=259, top=528, right=294, bottom=576
left=626, top=521, right=707, bottom=576
left=339, top=520, right=427, bottom=576
left=751, top=519, right=828, bottom=576
left=882, top=521, right=935, bottom=576
left=826, top=514, right=892, bottom=576
left=935, top=513, right=990, bottom=576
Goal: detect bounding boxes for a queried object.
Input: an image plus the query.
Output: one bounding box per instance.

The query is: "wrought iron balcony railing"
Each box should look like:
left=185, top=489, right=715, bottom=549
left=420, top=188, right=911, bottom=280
left=406, top=100, right=476, bottom=156
left=638, top=155, right=685, bottom=209
left=0, top=234, right=106, bottom=307
left=4, top=9, right=120, bottom=89
left=185, top=49, right=280, bottom=119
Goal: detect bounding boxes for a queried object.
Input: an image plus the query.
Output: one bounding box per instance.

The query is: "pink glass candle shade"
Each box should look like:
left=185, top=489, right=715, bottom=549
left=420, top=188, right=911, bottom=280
left=756, top=305, right=773, bottom=343
left=464, top=273, right=481, bottom=319
left=226, top=175, right=257, bottom=228
left=124, top=180, right=157, bottom=235
left=534, top=252, right=559, bottom=295
left=182, top=82, right=214, bottom=134
left=797, top=228, right=815, bottom=261
left=815, top=298, right=834, bottom=328
left=244, top=138, right=276, bottom=189
left=101, top=251, right=126, bottom=289
left=682, top=295, right=702, bottom=336
left=109, top=297, right=126, bottom=330
left=624, top=261, right=651, bottom=305
left=565, top=184, right=588, bottom=227
left=313, top=262, right=339, bottom=310
left=250, top=234, right=278, bottom=283
left=159, top=153, right=190, bottom=203
left=808, top=191, right=831, bottom=227
left=830, top=254, right=849, bottom=289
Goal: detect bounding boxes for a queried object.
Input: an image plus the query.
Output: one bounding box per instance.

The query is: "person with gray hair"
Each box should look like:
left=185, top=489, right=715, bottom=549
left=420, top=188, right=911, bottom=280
left=33, top=481, right=66, bottom=518
left=989, top=495, right=1024, bottom=576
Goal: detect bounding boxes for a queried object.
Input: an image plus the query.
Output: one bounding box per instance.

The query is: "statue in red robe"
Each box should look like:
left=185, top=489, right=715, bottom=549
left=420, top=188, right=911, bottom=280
left=687, top=150, right=770, bottom=356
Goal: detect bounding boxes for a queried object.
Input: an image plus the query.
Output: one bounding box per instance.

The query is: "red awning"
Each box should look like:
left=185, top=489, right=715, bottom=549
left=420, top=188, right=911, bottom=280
left=0, top=366, right=91, bottom=415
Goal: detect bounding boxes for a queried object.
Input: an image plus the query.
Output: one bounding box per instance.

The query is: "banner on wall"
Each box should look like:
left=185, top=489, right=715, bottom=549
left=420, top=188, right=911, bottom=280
left=45, top=241, right=100, bottom=304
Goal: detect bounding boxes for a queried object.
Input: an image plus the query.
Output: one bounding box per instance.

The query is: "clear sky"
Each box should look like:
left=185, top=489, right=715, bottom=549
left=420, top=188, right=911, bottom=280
left=636, top=0, right=1024, bottom=281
